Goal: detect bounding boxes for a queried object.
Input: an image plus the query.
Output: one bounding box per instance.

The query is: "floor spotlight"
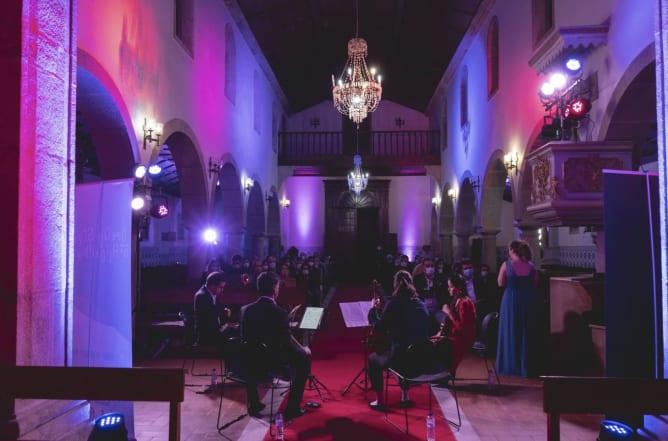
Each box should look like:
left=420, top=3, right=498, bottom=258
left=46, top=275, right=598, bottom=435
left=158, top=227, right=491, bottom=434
left=88, top=412, right=128, bottom=441
left=598, top=419, right=636, bottom=441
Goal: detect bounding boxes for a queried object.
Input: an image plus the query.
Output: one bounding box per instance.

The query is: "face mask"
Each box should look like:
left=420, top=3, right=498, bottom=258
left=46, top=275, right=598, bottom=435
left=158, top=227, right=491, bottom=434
left=309, top=261, right=315, bottom=267
left=262, top=265, right=268, bottom=271
left=400, top=261, right=408, bottom=268
left=269, top=262, right=276, bottom=269
left=302, top=270, right=309, bottom=275
left=463, top=269, right=473, bottom=278
left=481, top=271, right=489, bottom=277
left=243, top=263, right=250, bottom=268
left=425, top=267, right=435, bottom=276
left=437, top=267, right=444, bottom=274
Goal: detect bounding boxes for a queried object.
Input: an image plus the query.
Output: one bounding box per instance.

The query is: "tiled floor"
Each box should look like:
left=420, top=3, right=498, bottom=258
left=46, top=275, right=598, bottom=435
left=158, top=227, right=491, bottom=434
left=133, top=353, right=603, bottom=441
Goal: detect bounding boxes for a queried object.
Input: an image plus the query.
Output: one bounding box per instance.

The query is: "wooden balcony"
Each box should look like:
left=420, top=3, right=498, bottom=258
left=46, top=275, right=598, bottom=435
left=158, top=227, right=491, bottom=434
left=278, top=130, right=441, bottom=175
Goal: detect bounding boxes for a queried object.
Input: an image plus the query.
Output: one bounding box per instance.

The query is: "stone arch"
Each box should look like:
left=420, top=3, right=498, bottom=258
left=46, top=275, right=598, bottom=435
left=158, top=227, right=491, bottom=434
left=479, top=151, right=508, bottom=268
left=213, top=162, right=244, bottom=260
left=159, top=129, right=208, bottom=279
left=598, top=44, right=655, bottom=145
left=76, top=49, right=136, bottom=180
left=245, top=181, right=266, bottom=259
left=266, top=185, right=281, bottom=257
left=440, top=183, right=456, bottom=263
left=454, top=177, right=477, bottom=260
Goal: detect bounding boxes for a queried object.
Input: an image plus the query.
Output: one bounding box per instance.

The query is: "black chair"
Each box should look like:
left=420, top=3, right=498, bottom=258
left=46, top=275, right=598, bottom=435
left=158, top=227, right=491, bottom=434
left=217, top=339, right=292, bottom=436
left=467, top=312, right=500, bottom=385
left=179, top=311, right=223, bottom=377
left=384, top=339, right=461, bottom=434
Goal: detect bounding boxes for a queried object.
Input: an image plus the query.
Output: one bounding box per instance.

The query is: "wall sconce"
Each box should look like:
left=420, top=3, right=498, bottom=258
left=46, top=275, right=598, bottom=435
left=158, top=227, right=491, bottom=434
left=447, top=188, right=457, bottom=202
left=208, top=157, right=221, bottom=179
left=431, top=195, right=441, bottom=206
left=504, top=152, right=519, bottom=175
left=244, top=177, right=254, bottom=192
left=142, top=118, right=163, bottom=150
left=471, top=176, right=480, bottom=192
left=280, top=196, right=291, bottom=209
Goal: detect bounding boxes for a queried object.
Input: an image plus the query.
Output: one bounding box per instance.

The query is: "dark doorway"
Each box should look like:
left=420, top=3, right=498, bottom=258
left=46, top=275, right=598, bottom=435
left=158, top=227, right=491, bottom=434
left=355, top=207, right=379, bottom=280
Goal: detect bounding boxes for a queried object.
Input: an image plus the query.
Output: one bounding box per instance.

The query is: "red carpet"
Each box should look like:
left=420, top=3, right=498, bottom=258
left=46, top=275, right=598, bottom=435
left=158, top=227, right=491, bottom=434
left=264, top=283, right=457, bottom=441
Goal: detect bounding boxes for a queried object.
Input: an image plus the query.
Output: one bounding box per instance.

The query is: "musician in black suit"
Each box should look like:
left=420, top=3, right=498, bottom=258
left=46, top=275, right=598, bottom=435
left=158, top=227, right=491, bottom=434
left=240, top=271, right=311, bottom=419
left=193, top=271, right=231, bottom=346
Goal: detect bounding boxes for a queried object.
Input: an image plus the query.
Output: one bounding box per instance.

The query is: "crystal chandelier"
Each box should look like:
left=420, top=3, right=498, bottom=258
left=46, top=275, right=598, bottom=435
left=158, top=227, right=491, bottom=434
left=347, top=153, right=368, bottom=196
left=332, top=0, right=382, bottom=125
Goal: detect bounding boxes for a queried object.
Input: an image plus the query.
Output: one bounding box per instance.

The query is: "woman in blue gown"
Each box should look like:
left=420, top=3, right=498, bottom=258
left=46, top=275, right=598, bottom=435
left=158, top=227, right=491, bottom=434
left=496, top=239, right=539, bottom=377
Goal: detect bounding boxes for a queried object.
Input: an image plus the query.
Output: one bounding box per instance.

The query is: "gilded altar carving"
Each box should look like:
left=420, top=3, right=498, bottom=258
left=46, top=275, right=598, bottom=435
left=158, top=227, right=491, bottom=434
left=531, top=157, right=554, bottom=203
left=563, top=155, right=624, bottom=192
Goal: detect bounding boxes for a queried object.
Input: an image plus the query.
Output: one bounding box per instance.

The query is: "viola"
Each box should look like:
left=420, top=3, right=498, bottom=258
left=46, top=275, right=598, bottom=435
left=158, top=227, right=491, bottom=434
left=367, top=279, right=391, bottom=353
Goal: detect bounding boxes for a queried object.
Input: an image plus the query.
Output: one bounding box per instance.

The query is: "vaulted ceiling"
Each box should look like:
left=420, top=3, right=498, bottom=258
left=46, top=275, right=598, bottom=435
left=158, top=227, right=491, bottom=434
left=236, top=0, right=484, bottom=112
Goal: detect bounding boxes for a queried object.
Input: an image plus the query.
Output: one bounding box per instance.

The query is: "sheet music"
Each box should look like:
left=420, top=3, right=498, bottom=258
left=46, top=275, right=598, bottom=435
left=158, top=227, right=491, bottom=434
left=299, top=306, right=325, bottom=330
left=339, top=301, right=373, bottom=328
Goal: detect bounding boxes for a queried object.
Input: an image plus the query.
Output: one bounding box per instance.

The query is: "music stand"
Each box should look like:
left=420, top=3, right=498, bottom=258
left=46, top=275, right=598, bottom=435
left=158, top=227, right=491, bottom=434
left=340, top=301, right=374, bottom=395
left=299, top=307, right=333, bottom=401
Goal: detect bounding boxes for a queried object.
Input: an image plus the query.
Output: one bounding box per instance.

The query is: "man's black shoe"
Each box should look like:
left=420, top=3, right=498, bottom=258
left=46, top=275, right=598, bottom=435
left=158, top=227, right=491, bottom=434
left=248, top=402, right=266, bottom=416
left=283, top=407, right=306, bottom=420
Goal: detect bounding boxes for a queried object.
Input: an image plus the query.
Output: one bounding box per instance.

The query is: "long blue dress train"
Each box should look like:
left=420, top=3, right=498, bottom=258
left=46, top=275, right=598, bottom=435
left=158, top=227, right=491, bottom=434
left=496, top=260, right=537, bottom=377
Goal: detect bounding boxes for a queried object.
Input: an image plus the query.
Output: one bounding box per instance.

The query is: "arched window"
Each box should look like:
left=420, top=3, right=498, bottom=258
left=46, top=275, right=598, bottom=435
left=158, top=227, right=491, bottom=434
left=253, top=70, right=261, bottom=133
left=487, top=16, right=499, bottom=97
left=532, top=0, right=553, bottom=47
left=441, top=97, right=448, bottom=151
left=225, top=24, right=236, bottom=104
left=460, top=66, right=468, bottom=127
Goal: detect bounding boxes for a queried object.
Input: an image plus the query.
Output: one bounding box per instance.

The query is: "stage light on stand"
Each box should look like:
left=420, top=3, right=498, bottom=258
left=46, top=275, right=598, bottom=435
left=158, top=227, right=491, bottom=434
left=131, top=196, right=147, bottom=211
left=566, top=57, right=582, bottom=72
left=134, top=165, right=147, bottom=179
left=203, top=228, right=218, bottom=244
left=148, top=164, right=162, bottom=175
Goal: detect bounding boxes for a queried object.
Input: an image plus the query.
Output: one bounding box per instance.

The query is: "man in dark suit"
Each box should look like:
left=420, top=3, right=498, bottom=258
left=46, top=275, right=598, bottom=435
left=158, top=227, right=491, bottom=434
left=240, top=271, right=311, bottom=419
left=193, top=271, right=231, bottom=347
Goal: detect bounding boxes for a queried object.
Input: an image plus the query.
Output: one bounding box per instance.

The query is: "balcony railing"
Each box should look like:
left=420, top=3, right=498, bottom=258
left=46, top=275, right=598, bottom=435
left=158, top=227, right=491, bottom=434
left=278, top=130, right=441, bottom=170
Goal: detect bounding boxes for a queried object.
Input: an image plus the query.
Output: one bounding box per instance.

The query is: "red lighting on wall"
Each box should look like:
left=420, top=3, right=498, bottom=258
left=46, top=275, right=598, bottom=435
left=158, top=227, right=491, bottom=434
left=150, top=202, right=169, bottom=219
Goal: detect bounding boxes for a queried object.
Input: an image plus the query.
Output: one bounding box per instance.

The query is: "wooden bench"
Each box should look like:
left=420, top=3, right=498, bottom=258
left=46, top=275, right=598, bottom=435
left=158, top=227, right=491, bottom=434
left=542, top=376, right=668, bottom=441
left=1, top=366, right=185, bottom=441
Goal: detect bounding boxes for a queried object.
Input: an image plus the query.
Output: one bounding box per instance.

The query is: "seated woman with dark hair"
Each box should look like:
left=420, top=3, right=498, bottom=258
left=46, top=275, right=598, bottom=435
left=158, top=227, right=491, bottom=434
left=367, top=270, right=430, bottom=410
left=431, top=275, right=477, bottom=375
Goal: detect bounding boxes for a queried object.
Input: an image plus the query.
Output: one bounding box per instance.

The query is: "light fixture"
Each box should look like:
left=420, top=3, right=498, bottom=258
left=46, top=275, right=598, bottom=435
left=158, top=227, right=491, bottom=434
left=208, top=157, right=221, bottom=179
left=471, top=176, right=480, bottom=192
left=447, top=188, right=457, bottom=202
left=148, top=164, right=162, bottom=175
left=347, top=128, right=369, bottom=195
left=431, top=195, right=441, bottom=206
left=244, top=177, right=254, bottom=192
left=150, top=196, right=169, bottom=219
left=142, top=118, right=163, bottom=150
left=597, top=419, right=635, bottom=441
left=504, top=152, right=518, bottom=175
left=90, top=412, right=128, bottom=441
left=133, top=164, right=147, bottom=179
left=538, top=59, right=591, bottom=140
left=202, top=228, right=218, bottom=244
left=280, top=196, right=291, bottom=209
left=331, top=0, right=382, bottom=125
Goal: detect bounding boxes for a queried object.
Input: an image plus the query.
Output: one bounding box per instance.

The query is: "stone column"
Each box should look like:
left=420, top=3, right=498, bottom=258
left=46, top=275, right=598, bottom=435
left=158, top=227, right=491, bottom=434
left=1, top=0, right=76, bottom=436
left=516, top=223, right=542, bottom=268
left=454, top=233, right=470, bottom=262
left=480, top=230, right=500, bottom=271
left=440, top=233, right=454, bottom=264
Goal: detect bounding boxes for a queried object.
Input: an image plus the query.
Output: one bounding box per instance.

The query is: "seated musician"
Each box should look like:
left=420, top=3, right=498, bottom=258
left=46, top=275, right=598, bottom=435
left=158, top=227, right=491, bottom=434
left=367, top=270, right=430, bottom=410
left=431, top=275, right=477, bottom=375
left=193, top=271, right=237, bottom=348
left=239, top=271, right=312, bottom=419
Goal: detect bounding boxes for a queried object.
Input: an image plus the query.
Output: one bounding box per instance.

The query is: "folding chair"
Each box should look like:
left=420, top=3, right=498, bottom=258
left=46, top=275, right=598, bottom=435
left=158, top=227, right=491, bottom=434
left=384, top=339, right=461, bottom=434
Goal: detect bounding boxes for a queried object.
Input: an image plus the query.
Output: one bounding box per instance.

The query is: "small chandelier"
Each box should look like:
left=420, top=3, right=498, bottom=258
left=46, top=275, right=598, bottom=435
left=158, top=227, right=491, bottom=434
left=348, top=154, right=368, bottom=196
left=332, top=0, right=382, bottom=125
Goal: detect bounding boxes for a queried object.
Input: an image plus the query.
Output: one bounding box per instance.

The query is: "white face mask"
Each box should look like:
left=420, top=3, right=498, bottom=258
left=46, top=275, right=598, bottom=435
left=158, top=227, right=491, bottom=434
left=302, top=270, right=309, bottom=275
left=400, top=261, right=408, bottom=268
left=425, top=267, right=435, bottom=276
left=463, top=268, right=473, bottom=278
left=481, top=271, right=489, bottom=277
